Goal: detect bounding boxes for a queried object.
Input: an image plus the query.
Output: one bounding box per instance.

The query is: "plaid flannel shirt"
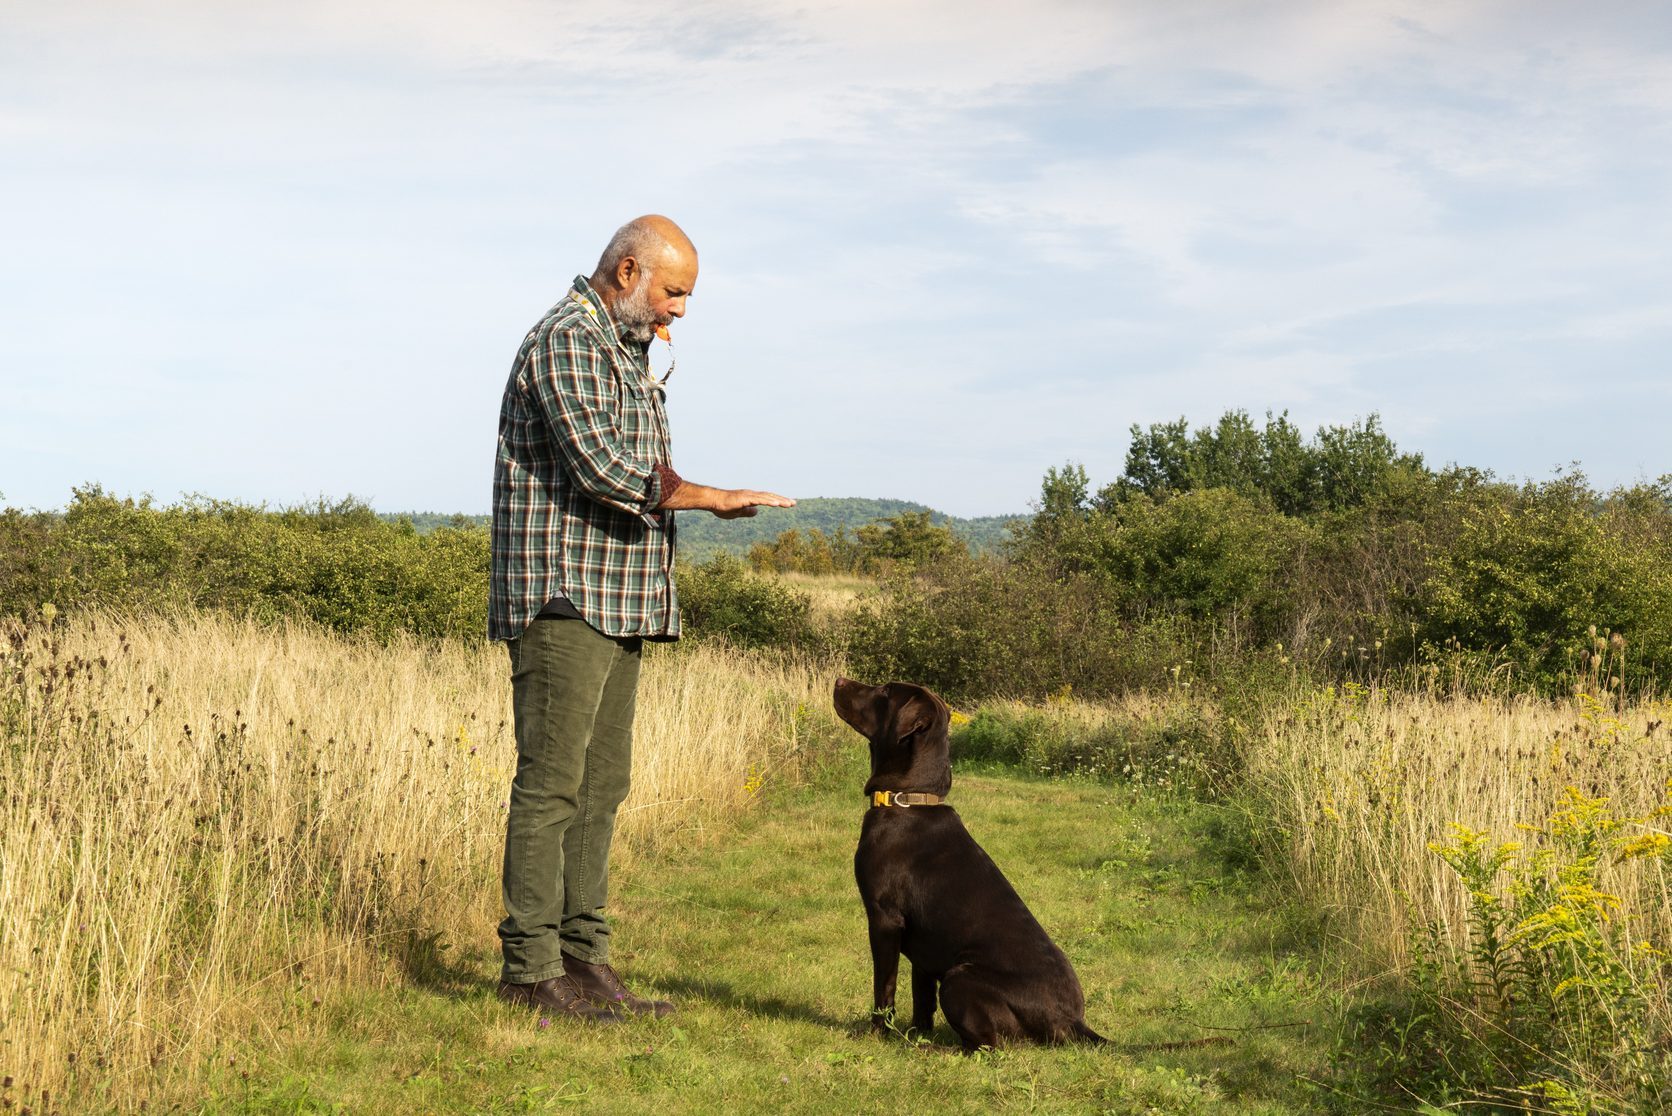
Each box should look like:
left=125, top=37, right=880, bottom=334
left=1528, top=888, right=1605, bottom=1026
left=489, top=276, right=681, bottom=642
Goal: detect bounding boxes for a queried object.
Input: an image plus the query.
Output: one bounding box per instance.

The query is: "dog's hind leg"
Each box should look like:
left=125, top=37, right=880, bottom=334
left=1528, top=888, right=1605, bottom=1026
left=938, top=969, right=1020, bottom=1053
left=910, top=965, right=938, bottom=1035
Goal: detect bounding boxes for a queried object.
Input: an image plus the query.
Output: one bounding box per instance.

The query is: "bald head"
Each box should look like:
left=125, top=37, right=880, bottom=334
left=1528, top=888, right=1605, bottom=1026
left=589, top=215, right=699, bottom=342
left=594, top=215, right=696, bottom=278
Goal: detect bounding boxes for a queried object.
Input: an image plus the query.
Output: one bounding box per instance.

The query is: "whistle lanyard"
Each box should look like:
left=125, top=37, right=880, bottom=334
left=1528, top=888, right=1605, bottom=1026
left=572, top=293, right=676, bottom=388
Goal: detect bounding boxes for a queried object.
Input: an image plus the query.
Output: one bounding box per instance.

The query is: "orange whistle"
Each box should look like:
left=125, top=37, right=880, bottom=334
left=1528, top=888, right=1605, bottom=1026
left=655, top=324, right=670, bottom=342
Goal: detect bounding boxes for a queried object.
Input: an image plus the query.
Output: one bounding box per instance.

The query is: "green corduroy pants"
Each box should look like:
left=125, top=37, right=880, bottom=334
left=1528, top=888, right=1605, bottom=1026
left=499, top=616, right=641, bottom=983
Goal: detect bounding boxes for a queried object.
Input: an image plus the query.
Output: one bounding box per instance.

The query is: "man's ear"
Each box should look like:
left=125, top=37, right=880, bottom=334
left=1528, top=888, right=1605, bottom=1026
left=615, top=255, right=640, bottom=291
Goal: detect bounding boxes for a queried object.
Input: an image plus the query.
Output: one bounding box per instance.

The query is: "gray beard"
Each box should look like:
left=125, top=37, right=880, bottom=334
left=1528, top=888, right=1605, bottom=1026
left=613, top=273, right=660, bottom=343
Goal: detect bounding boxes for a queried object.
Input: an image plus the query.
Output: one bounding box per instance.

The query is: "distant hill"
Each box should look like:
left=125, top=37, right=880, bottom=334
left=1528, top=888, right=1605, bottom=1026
left=382, top=499, right=1026, bottom=558
left=674, top=498, right=1024, bottom=558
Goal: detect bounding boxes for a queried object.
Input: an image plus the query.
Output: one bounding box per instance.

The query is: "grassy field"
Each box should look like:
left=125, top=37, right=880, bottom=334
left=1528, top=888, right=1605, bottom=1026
left=768, top=571, right=874, bottom=627
left=183, top=762, right=1336, bottom=1115
left=1244, top=682, right=1672, bottom=1109
left=1248, top=684, right=1672, bottom=975
left=943, top=680, right=1672, bottom=1108
left=8, top=602, right=1671, bottom=1112
left=0, top=613, right=832, bottom=1114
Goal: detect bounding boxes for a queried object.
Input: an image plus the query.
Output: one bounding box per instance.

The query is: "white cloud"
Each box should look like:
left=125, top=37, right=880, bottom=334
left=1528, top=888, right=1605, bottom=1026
left=3, top=0, right=1671, bottom=514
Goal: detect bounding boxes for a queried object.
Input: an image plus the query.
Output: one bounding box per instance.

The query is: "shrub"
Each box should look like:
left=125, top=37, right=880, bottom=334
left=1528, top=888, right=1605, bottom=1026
left=675, top=553, right=819, bottom=651
left=997, top=439, right=1672, bottom=697
left=747, top=527, right=847, bottom=576
left=1418, top=475, right=1672, bottom=691
left=951, top=698, right=1235, bottom=794
left=747, top=512, right=967, bottom=576
left=842, top=553, right=1203, bottom=702
left=0, top=488, right=490, bottom=641
left=1096, top=488, right=1300, bottom=630
left=850, top=510, right=966, bottom=573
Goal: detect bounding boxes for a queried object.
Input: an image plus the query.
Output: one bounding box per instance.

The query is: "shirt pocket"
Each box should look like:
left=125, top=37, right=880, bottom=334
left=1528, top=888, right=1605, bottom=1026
left=610, top=355, right=659, bottom=461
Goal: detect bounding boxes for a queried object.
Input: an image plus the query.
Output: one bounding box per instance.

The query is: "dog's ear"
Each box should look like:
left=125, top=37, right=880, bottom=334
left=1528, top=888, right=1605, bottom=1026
left=889, top=690, right=940, bottom=748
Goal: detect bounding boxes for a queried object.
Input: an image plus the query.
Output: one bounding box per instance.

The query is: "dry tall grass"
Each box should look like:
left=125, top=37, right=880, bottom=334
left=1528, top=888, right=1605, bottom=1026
left=0, top=611, right=834, bottom=1109
left=1245, top=682, right=1672, bottom=997
left=767, top=571, right=876, bottom=627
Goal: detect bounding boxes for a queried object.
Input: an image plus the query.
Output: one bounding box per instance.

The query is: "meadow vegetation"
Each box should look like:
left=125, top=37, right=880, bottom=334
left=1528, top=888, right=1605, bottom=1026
left=1, top=611, right=833, bottom=1113
left=5, top=409, right=1672, bottom=1111
left=0, top=490, right=489, bottom=642
left=1243, top=683, right=1672, bottom=1110
left=846, top=412, right=1672, bottom=701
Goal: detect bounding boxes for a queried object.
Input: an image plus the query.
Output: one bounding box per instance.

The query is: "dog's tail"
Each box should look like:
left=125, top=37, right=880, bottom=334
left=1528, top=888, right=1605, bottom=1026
left=1078, top=1020, right=1236, bottom=1052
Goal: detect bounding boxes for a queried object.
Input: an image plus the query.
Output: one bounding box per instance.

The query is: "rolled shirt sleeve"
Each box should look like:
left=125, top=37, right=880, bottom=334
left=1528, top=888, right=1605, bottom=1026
left=650, top=463, right=685, bottom=509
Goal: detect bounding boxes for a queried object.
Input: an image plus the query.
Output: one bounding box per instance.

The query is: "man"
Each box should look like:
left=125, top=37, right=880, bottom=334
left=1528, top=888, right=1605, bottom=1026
left=489, top=215, right=793, bottom=1022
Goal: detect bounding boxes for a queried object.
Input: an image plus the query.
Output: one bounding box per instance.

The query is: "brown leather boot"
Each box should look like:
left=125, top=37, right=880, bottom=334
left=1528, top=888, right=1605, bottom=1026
left=496, top=975, right=624, bottom=1023
left=562, top=954, right=676, bottom=1017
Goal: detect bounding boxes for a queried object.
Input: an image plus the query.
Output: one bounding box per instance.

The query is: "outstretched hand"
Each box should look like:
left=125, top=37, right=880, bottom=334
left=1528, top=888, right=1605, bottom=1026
left=658, top=480, right=795, bottom=518
left=712, top=490, right=795, bottom=519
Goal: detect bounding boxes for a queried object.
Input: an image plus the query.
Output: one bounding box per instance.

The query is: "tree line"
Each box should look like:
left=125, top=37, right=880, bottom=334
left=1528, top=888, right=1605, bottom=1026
left=846, top=411, right=1672, bottom=699
left=5, top=410, right=1668, bottom=699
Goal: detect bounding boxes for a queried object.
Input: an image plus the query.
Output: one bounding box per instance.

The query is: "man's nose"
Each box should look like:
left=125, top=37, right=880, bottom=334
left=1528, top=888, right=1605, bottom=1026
left=669, top=297, right=687, bottom=318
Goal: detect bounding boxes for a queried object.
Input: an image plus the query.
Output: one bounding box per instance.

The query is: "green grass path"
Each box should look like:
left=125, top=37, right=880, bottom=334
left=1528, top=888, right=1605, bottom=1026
left=208, top=765, right=1339, bottom=1114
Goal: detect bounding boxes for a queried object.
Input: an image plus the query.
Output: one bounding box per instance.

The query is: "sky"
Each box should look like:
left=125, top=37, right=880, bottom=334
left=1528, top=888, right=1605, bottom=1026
left=3, top=0, right=1670, bottom=518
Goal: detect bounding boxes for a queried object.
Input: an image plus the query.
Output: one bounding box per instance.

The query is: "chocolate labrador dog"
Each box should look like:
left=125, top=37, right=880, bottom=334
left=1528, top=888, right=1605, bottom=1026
left=833, top=677, right=1104, bottom=1051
